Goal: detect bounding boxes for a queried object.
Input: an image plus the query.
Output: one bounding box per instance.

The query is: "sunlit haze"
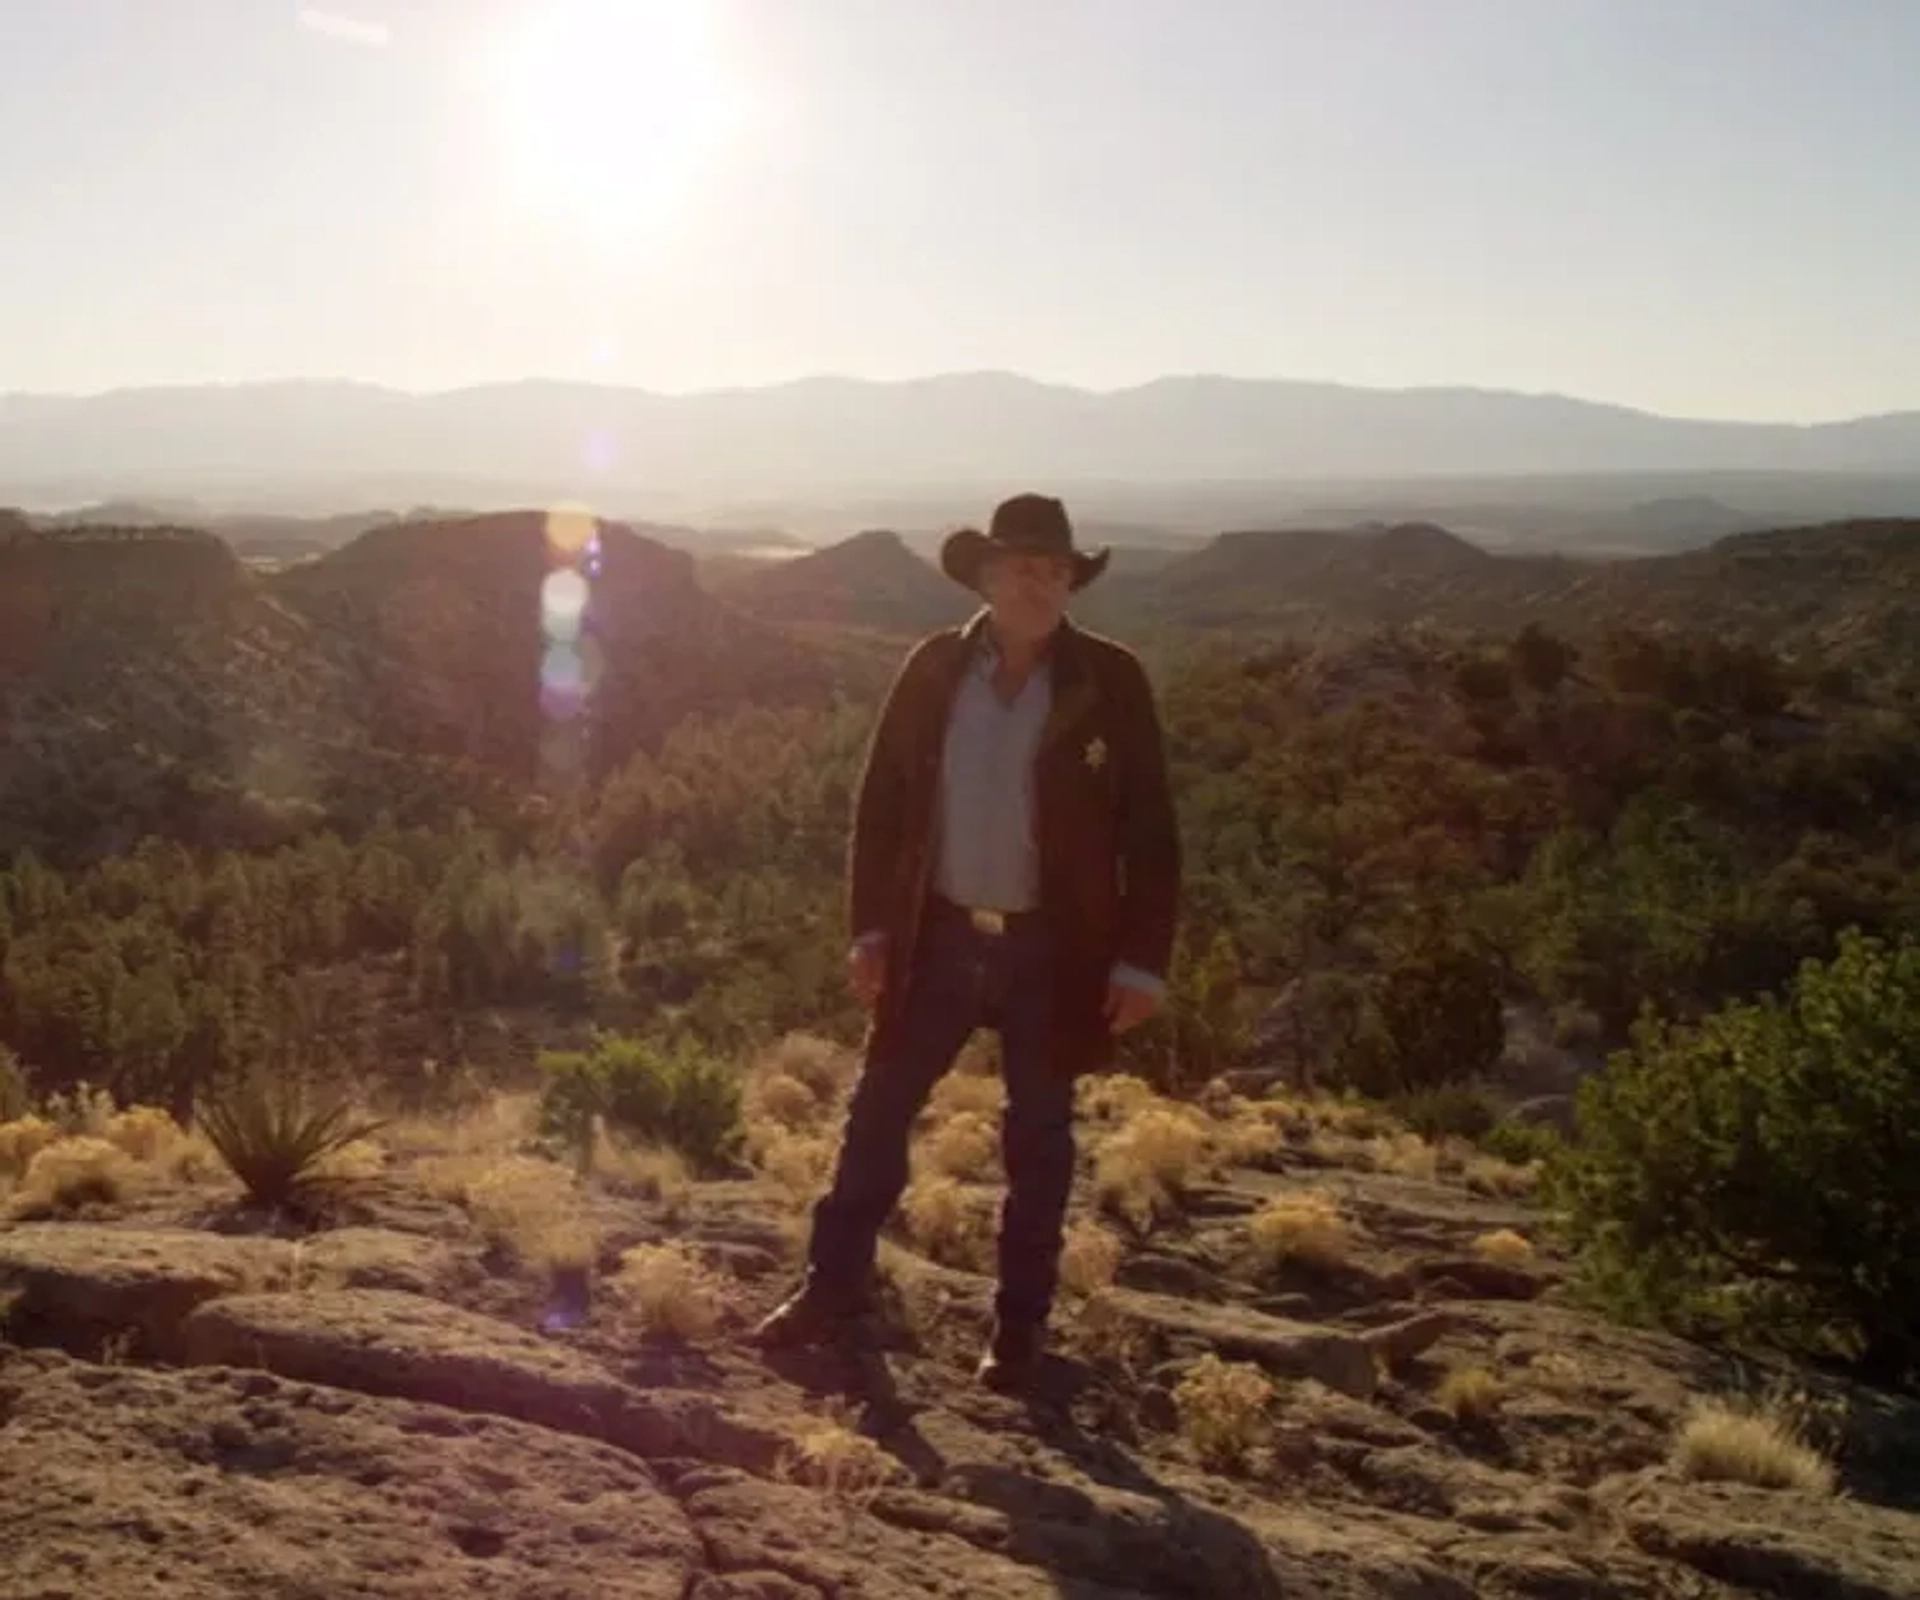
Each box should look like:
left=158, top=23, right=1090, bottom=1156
left=2, top=0, right=1916, bottom=421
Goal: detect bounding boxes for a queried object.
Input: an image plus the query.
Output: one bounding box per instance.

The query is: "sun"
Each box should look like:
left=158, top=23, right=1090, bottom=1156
left=478, top=0, right=739, bottom=236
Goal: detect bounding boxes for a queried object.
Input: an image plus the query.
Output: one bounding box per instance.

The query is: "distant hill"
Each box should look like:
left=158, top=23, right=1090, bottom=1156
left=717, top=529, right=973, bottom=635
left=1271, top=494, right=1778, bottom=557
left=272, top=511, right=835, bottom=782
left=8, top=375, right=1920, bottom=506
left=0, top=512, right=836, bottom=859
left=1082, top=517, right=1920, bottom=676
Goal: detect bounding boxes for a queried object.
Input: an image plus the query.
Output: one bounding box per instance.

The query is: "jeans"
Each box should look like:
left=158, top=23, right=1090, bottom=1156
left=806, top=909, right=1077, bottom=1329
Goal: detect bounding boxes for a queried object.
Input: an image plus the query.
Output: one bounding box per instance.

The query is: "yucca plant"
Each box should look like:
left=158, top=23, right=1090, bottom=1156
left=196, top=1070, right=387, bottom=1209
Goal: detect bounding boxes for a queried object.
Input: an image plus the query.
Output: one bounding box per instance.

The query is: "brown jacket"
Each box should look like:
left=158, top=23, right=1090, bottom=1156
left=849, top=609, right=1181, bottom=1077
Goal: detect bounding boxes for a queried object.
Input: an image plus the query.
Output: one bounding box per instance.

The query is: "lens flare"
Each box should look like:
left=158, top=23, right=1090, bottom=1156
left=538, top=505, right=602, bottom=747
left=541, top=568, right=589, bottom=641
left=546, top=504, right=595, bottom=558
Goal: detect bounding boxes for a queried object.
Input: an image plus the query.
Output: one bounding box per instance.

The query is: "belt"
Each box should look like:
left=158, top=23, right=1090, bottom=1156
left=927, top=893, right=1042, bottom=937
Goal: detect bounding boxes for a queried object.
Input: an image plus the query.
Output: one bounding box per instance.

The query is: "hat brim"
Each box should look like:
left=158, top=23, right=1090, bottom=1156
left=938, top=528, right=1110, bottom=593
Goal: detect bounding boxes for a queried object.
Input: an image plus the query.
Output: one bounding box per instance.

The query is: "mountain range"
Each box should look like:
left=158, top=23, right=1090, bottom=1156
left=7, top=375, right=1920, bottom=515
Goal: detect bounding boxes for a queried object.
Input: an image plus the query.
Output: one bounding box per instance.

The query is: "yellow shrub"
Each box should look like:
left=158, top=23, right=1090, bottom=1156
left=1673, top=1399, right=1836, bottom=1494
left=1058, top=1218, right=1124, bottom=1296
left=616, top=1243, right=727, bottom=1342
left=0, top=1115, right=60, bottom=1178
left=900, top=1175, right=999, bottom=1271
left=1248, top=1190, right=1351, bottom=1272
left=752, top=1034, right=854, bottom=1106
left=1173, top=1353, right=1275, bottom=1469
left=1075, top=1073, right=1161, bottom=1124
left=929, top=1070, right=1005, bottom=1119
left=1437, top=1364, right=1504, bottom=1422
left=10, top=1137, right=134, bottom=1216
left=102, top=1105, right=182, bottom=1163
left=918, top=1110, right=1000, bottom=1180
left=1093, top=1105, right=1208, bottom=1227
left=1472, top=1228, right=1535, bottom=1267
left=460, top=1155, right=600, bottom=1279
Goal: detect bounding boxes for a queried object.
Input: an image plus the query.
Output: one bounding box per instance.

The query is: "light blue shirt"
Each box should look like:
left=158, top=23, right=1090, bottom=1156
left=932, top=635, right=1049, bottom=912
left=863, top=629, right=1164, bottom=999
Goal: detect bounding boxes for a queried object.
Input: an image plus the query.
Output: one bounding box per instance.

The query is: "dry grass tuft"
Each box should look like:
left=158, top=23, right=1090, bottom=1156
left=586, top=1124, right=691, bottom=1212
left=1462, top=1155, right=1541, bottom=1198
left=1173, top=1353, right=1276, bottom=1470
left=1248, top=1189, right=1352, bottom=1273
left=5, top=1103, right=217, bottom=1200
left=392, top=1094, right=540, bottom=1206
left=1254, top=1095, right=1314, bottom=1137
left=9, top=1136, right=135, bottom=1217
left=750, top=1125, right=838, bottom=1200
left=1472, top=1228, right=1535, bottom=1267
left=1207, top=1101, right=1283, bottom=1169
left=1074, top=1072, right=1162, bottom=1125
left=776, top=1398, right=904, bottom=1500
left=1364, top=1131, right=1441, bottom=1181
left=1673, top=1398, right=1837, bottom=1494
left=1066, top=1290, right=1152, bottom=1372
left=741, top=1036, right=852, bottom=1200
left=1437, top=1364, right=1505, bottom=1423
left=0, top=1115, right=62, bottom=1179
left=917, top=1109, right=1000, bottom=1180
left=454, top=1154, right=601, bottom=1281
left=900, top=1175, right=999, bottom=1271
left=748, top=1033, right=854, bottom=1114
left=952, top=1036, right=1002, bottom=1078
left=1092, top=1104, right=1208, bottom=1229
left=745, top=1070, right=820, bottom=1132
left=1313, top=1098, right=1396, bottom=1139
left=929, top=1069, right=1005, bottom=1120
left=310, top=1137, right=387, bottom=1184
left=100, top=1106, right=179, bottom=1163
left=615, top=1242, right=728, bottom=1342
left=1057, top=1217, right=1124, bottom=1297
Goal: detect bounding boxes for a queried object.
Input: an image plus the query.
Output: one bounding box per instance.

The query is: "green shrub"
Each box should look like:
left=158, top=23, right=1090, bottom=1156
left=1331, top=944, right=1506, bottom=1099
left=539, top=1031, right=742, bottom=1175
left=1480, top=1118, right=1566, bottom=1167
left=1390, top=1082, right=1499, bottom=1142
left=1553, top=929, right=1920, bottom=1385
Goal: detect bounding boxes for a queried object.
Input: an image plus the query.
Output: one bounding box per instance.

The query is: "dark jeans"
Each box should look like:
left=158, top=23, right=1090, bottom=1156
left=806, top=908, right=1076, bottom=1330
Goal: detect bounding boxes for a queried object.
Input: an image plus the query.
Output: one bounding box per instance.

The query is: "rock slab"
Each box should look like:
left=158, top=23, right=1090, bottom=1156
left=0, top=1347, right=698, bottom=1599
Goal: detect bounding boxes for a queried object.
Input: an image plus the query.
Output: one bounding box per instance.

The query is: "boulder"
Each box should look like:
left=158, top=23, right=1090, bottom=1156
left=0, top=1224, right=291, bottom=1355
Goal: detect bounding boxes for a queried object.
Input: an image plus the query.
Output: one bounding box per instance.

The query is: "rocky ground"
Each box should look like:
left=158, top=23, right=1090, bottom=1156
left=1, top=1043, right=1916, bottom=1599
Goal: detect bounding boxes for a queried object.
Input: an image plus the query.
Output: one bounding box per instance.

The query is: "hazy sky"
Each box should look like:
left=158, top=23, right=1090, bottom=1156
left=2, top=0, right=1914, bottom=420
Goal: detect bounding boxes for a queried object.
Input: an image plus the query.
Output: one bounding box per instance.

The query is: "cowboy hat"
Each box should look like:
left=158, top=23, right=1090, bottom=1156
left=939, top=493, right=1111, bottom=593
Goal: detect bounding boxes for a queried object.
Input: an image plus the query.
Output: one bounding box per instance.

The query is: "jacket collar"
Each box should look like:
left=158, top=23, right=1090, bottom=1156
left=951, top=609, right=1098, bottom=756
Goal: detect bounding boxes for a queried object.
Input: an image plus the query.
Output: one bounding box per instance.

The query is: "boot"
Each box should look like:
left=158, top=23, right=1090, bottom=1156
left=750, top=1273, right=870, bottom=1350
left=974, top=1317, right=1044, bottom=1394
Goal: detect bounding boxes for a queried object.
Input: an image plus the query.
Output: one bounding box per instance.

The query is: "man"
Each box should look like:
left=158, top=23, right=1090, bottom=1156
left=753, top=492, right=1181, bottom=1392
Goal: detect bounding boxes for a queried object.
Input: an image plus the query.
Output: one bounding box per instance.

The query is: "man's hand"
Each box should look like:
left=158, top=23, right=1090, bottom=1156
left=848, top=939, right=887, bottom=1009
left=1103, top=980, right=1160, bottom=1035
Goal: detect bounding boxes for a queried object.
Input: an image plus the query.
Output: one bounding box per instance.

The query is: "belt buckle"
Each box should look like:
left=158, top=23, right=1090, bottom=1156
left=968, top=907, right=1007, bottom=936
